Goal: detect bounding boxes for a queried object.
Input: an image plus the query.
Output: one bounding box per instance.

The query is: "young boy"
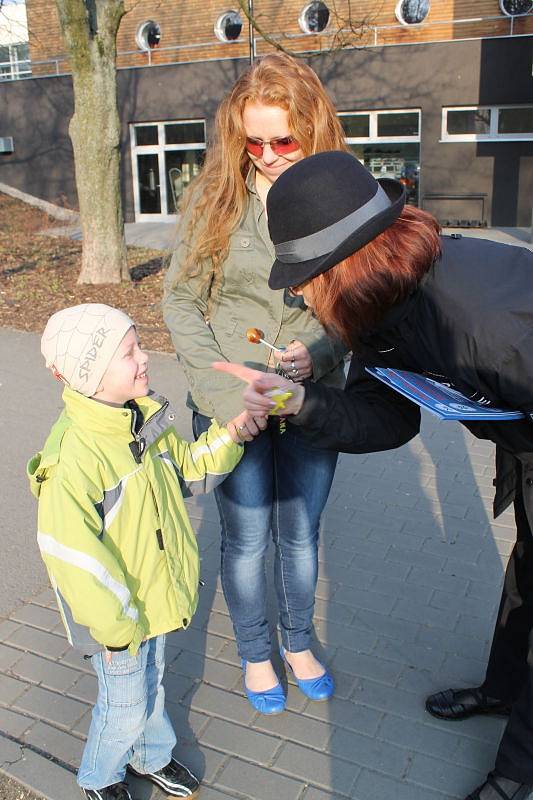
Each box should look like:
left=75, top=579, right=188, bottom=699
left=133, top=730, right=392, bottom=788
left=28, top=304, right=245, bottom=800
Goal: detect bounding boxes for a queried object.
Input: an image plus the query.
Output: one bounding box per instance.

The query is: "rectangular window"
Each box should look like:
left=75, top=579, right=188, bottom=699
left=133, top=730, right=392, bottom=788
left=339, top=109, right=421, bottom=207
left=442, top=106, right=533, bottom=142
left=447, top=109, right=490, bottom=136
left=165, top=122, right=205, bottom=145
left=130, top=120, right=206, bottom=220
left=377, top=112, right=419, bottom=138
left=135, top=125, right=159, bottom=147
left=339, top=114, right=370, bottom=139
left=0, top=43, right=31, bottom=81
left=498, top=107, right=533, bottom=135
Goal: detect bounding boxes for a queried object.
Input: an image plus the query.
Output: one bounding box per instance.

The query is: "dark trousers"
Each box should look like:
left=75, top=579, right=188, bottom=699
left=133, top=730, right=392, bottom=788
left=482, top=489, right=533, bottom=783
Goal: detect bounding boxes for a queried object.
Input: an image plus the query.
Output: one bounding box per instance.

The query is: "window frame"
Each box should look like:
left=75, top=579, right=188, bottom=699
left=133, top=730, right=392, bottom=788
left=441, top=105, right=533, bottom=142
left=499, top=0, right=533, bottom=17
left=214, top=10, right=243, bottom=43
left=130, top=120, right=206, bottom=222
left=395, top=0, right=431, bottom=26
left=136, top=20, right=162, bottom=52
left=298, top=1, right=331, bottom=34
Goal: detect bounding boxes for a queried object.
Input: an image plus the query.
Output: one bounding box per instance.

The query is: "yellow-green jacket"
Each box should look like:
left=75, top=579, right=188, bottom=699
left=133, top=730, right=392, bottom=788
left=27, top=387, right=243, bottom=656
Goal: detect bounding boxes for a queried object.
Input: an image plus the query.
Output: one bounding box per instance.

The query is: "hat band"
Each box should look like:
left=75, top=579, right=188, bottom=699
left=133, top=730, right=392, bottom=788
left=274, top=184, right=391, bottom=264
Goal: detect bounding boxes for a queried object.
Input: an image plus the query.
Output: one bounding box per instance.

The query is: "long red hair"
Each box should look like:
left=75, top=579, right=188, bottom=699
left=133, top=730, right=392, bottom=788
left=309, top=206, right=441, bottom=348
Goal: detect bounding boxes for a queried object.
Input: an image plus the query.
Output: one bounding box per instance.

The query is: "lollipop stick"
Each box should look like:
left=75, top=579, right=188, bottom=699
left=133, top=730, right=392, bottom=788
left=259, top=338, right=285, bottom=354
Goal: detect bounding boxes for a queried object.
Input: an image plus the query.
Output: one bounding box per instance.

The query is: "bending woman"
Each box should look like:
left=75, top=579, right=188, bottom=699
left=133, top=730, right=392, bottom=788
left=162, top=55, right=348, bottom=714
left=216, top=150, right=533, bottom=800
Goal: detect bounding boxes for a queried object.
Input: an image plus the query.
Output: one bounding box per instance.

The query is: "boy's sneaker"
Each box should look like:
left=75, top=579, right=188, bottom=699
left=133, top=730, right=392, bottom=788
left=127, top=758, right=200, bottom=797
left=81, top=782, right=133, bottom=800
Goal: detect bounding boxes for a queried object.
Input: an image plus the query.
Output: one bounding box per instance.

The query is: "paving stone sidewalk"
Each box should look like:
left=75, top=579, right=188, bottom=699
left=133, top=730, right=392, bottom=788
left=0, top=328, right=514, bottom=800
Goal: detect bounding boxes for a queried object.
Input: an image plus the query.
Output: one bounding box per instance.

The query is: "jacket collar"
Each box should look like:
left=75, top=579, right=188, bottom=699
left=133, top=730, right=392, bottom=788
left=62, top=386, right=166, bottom=437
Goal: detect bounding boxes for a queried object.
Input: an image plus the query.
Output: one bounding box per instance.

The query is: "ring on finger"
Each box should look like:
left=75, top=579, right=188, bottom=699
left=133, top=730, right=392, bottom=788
left=291, top=367, right=299, bottom=377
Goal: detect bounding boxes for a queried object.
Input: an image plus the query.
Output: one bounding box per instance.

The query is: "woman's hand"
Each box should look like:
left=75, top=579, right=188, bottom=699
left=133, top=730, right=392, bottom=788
left=273, top=339, right=312, bottom=382
left=227, top=410, right=268, bottom=443
left=213, top=362, right=306, bottom=417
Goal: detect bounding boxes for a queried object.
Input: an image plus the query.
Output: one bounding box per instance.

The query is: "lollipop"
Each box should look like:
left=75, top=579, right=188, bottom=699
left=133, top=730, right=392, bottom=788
left=246, top=327, right=285, bottom=354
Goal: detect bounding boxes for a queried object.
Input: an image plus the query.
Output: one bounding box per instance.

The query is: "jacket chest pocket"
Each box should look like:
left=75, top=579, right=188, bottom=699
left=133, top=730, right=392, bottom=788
left=226, top=234, right=257, bottom=286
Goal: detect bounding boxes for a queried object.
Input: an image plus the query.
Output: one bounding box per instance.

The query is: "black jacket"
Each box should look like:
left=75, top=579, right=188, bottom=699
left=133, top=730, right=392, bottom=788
left=293, top=235, right=533, bottom=527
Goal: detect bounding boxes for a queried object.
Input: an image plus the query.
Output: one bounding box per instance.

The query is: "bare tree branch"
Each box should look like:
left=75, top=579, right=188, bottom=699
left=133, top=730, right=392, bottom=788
left=235, top=0, right=384, bottom=58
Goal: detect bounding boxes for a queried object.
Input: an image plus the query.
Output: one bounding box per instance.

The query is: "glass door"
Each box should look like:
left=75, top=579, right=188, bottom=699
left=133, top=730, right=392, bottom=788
left=130, top=121, right=206, bottom=221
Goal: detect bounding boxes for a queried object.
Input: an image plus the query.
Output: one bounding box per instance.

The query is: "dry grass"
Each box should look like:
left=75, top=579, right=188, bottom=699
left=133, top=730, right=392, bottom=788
left=0, top=193, right=174, bottom=352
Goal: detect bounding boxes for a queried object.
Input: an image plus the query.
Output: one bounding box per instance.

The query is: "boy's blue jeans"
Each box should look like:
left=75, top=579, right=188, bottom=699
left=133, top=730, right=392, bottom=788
left=78, top=635, right=176, bottom=790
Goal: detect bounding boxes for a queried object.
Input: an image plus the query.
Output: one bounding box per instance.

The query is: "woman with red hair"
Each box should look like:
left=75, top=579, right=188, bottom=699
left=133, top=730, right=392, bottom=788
left=216, top=151, right=533, bottom=800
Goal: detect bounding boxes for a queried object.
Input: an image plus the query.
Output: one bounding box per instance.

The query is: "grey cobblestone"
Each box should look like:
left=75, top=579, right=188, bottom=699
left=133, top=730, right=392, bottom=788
left=10, top=652, right=80, bottom=693
left=202, top=718, right=281, bottom=764
left=0, top=707, right=34, bottom=738
left=326, top=727, right=409, bottom=777
left=0, top=619, right=22, bottom=640
left=275, top=741, right=360, bottom=795
left=5, top=627, right=70, bottom=660
left=0, top=674, right=30, bottom=704
left=0, top=643, right=23, bottom=671
left=23, top=720, right=85, bottom=767
left=406, top=752, right=487, bottom=797
left=9, top=604, right=60, bottom=631
left=216, top=758, right=302, bottom=800
left=301, top=696, right=382, bottom=736
left=255, top=709, right=331, bottom=750
left=12, top=685, right=88, bottom=729
left=354, top=770, right=451, bottom=800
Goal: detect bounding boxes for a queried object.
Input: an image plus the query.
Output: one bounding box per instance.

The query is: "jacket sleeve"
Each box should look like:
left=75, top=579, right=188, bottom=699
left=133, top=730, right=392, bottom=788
left=282, top=296, right=349, bottom=381
left=166, top=419, right=243, bottom=496
left=37, top=472, right=145, bottom=654
left=289, top=356, right=421, bottom=453
left=162, top=239, right=249, bottom=425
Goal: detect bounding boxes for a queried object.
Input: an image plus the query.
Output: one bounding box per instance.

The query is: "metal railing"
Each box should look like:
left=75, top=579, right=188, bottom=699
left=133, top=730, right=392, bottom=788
left=0, top=58, right=31, bottom=81
left=0, top=11, right=530, bottom=82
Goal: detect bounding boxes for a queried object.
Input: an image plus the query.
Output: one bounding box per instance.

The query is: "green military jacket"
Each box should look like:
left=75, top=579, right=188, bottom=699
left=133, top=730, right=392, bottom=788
left=163, top=168, right=347, bottom=425
left=28, top=387, right=243, bottom=655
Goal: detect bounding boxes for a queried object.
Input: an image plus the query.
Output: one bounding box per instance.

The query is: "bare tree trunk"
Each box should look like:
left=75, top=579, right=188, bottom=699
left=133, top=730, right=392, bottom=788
left=55, top=0, right=129, bottom=284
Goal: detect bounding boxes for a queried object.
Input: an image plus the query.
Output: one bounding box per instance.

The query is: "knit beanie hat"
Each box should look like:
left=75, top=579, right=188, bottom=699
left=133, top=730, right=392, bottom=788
left=41, top=304, right=135, bottom=397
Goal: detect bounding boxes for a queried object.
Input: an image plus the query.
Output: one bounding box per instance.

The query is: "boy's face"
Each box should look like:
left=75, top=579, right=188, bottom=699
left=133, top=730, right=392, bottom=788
left=93, top=327, right=149, bottom=405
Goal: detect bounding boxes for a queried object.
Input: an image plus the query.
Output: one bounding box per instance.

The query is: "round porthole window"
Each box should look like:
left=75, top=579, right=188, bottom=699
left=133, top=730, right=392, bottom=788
left=214, top=10, right=243, bottom=42
left=299, top=2, right=330, bottom=34
left=395, top=0, right=430, bottom=25
left=136, top=21, right=161, bottom=51
left=499, top=0, right=532, bottom=15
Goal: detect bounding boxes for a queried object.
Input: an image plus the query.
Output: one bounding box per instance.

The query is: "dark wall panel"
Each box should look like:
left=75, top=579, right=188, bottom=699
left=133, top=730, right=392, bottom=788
left=1, top=37, right=531, bottom=225
left=0, top=76, right=76, bottom=208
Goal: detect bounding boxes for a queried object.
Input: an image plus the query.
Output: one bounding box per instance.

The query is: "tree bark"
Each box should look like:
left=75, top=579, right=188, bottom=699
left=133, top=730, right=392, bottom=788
left=55, top=0, right=129, bottom=283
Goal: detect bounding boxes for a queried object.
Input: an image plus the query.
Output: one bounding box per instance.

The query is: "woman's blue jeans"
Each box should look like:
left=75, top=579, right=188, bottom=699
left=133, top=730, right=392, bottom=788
left=78, top=636, right=176, bottom=790
left=193, top=413, right=338, bottom=662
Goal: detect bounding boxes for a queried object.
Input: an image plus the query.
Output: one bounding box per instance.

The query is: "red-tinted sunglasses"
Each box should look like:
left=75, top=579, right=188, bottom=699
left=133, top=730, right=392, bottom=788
left=245, top=135, right=300, bottom=157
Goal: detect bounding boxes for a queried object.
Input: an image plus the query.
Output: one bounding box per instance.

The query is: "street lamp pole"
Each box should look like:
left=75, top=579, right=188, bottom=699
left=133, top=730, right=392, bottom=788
left=248, top=0, right=255, bottom=64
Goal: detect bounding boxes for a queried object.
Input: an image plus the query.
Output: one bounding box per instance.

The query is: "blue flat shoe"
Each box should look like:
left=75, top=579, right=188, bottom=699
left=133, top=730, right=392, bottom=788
left=241, top=660, right=286, bottom=715
left=280, top=646, right=335, bottom=701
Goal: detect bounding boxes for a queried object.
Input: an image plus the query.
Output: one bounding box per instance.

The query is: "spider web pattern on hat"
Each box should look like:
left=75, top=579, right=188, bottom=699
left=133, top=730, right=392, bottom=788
left=41, top=303, right=134, bottom=397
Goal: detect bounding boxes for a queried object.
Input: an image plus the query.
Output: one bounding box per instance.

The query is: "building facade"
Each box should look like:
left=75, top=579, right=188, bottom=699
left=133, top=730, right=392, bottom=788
left=0, top=0, right=532, bottom=226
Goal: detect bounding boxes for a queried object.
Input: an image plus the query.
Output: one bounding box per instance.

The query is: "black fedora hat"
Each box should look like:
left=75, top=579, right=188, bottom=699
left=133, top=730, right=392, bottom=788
left=267, top=151, right=406, bottom=290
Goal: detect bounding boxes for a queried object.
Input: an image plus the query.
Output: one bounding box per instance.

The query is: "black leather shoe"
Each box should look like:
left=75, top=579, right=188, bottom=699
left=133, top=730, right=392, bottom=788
left=426, top=687, right=512, bottom=721
left=465, top=770, right=533, bottom=799
left=81, top=782, right=133, bottom=800
left=127, top=758, right=200, bottom=798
